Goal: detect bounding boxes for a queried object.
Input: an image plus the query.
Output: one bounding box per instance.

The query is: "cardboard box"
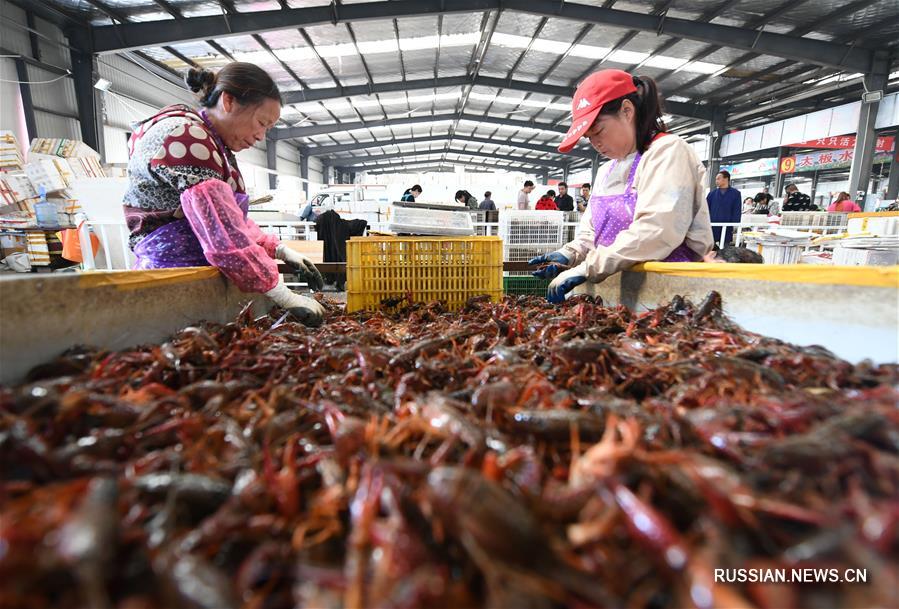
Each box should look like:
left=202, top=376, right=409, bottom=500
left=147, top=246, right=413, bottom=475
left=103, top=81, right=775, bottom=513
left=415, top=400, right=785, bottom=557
left=25, top=159, right=70, bottom=193
left=0, top=130, right=24, bottom=170
left=3, top=173, right=37, bottom=202
left=279, top=240, right=324, bottom=263
left=29, top=137, right=100, bottom=159
left=0, top=233, right=27, bottom=257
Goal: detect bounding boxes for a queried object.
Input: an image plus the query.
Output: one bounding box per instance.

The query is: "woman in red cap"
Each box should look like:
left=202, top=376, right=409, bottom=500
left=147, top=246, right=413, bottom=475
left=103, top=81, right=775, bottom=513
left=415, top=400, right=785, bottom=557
left=529, top=69, right=713, bottom=302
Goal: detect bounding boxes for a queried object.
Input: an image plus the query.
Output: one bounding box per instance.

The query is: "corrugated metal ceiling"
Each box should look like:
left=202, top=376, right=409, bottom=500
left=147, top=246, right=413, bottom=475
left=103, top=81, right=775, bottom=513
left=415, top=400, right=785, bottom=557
left=24, top=0, right=899, bottom=172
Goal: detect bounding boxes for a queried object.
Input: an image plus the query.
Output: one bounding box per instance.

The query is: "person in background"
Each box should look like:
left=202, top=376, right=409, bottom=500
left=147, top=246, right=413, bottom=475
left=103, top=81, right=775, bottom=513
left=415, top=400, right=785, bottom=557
left=536, top=189, right=559, bottom=210
left=401, top=185, right=422, bottom=202
left=751, top=192, right=776, bottom=215
left=742, top=197, right=755, bottom=214
left=300, top=200, right=315, bottom=221
left=554, top=182, right=574, bottom=211
left=781, top=183, right=817, bottom=211
left=576, top=183, right=591, bottom=212
left=122, top=63, right=324, bottom=326
left=455, top=189, right=478, bottom=209
left=706, top=170, right=741, bottom=245
left=827, top=191, right=862, bottom=212
left=529, top=69, right=713, bottom=303
left=479, top=191, right=496, bottom=211
left=518, top=180, right=535, bottom=210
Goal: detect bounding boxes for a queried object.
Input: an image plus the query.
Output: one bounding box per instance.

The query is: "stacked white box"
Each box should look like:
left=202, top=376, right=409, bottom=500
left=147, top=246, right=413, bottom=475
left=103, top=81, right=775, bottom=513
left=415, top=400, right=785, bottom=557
left=499, top=210, right=566, bottom=275
left=847, top=214, right=899, bottom=236
left=29, top=138, right=100, bottom=159
left=0, top=131, right=24, bottom=170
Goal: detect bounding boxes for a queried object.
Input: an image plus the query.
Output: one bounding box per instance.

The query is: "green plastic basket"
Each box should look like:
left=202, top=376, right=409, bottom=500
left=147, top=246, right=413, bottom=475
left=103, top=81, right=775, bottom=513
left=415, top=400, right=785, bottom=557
left=503, top=275, right=550, bottom=296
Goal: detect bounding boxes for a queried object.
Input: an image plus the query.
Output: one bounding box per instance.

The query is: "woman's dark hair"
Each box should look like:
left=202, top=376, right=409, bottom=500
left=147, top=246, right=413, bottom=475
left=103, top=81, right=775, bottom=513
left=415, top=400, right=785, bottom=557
left=410, top=184, right=422, bottom=193
left=546, top=190, right=556, bottom=197
left=834, top=191, right=851, bottom=203
left=186, top=63, right=282, bottom=108
left=597, top=75, right=667, bottom=153
left=455, top=190, right=466, bottom=202
left=754, top=192, right=772, bottom=204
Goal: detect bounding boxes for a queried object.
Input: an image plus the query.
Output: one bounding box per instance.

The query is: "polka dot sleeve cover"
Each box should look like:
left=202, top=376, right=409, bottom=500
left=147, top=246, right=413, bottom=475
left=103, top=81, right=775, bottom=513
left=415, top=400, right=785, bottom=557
left=149, top=122, right=227, bottom=193
left=180, top=179, right=280, bottom=294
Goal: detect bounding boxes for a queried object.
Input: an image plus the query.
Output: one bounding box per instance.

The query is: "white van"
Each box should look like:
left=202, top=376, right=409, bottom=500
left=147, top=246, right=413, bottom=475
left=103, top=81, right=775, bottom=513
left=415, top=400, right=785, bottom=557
left=309, top=185, right=391, bottom=226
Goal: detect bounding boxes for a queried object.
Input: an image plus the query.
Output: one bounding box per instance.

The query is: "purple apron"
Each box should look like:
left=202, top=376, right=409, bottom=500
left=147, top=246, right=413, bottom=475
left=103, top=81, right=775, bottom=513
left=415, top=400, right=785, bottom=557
left=589, top=151, right=696, bottom=262
left=133, top=110, right=247, bottom=269
left=133, top=193, right=249, bottom=269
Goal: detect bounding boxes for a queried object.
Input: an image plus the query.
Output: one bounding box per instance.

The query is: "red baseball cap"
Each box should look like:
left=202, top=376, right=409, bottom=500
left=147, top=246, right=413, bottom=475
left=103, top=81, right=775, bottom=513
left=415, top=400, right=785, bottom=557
left=558, top=69, right=638, bottom=153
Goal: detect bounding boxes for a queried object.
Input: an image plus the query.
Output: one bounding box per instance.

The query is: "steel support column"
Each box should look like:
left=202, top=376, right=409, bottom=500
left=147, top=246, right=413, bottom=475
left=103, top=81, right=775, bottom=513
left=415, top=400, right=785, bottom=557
left=69, top=50, right=105, bottom=160
left=14, top=59, right=37, bottom=141
left=810, top=170, right=820, bottom=207
left=266, top=138, right=277, bottom=189
left=707, top=107, right=726, bottom=191
left=886, top=144, right=899, bottom=200
left=299, top=146, right=309, bottom=199
left=590, top=153, right=600, bottom=183
left=847, top=58, right=890, bottom=206
left=774, top=147, right=785, bottom=197
left=25, top=12, right=41, bottom=61
left=563, top=164, right=570, bottom=183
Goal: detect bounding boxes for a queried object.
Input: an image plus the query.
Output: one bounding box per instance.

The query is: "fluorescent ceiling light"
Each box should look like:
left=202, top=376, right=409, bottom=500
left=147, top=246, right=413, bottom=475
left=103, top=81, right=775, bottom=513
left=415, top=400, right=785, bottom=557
left=802, top=72, right=863, bottom=86
left=469, top=92, right=569, bottom=112
left=607, top=50, right=648, bottom=64
left=493, top=34, right=723, bottom=75
left=569, top=43, right=613, bottom=60
left=259, top=32, right=479, bottom=63
left=683, top=61, right=726, bottom=75
left=643, top=55, right=688, bottom=70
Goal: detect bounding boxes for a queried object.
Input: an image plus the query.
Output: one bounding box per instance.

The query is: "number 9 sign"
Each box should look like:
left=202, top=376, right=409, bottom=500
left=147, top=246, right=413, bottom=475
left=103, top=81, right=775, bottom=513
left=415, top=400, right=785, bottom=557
left=780, top=157, right=796, bottom=173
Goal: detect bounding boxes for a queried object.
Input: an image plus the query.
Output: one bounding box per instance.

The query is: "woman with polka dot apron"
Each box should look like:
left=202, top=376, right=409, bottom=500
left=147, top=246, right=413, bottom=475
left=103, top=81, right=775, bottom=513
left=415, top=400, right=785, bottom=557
left=123, top=63, right=324, bottom=327
left=529, top=70, right=714, bottom=303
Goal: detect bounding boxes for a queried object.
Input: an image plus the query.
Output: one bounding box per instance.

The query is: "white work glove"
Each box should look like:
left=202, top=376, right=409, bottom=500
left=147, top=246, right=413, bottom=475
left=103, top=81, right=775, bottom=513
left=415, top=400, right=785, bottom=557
left=275, top=243, right=324, bottom=291
left=265, top=280, right=325, bottom=328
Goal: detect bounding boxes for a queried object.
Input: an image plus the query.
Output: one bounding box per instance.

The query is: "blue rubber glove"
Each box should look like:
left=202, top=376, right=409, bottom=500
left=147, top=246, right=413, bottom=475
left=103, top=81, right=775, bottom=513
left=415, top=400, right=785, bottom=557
left=547, top=267, right=586, bottom=303
left=528, top=251, right=570, bottom=280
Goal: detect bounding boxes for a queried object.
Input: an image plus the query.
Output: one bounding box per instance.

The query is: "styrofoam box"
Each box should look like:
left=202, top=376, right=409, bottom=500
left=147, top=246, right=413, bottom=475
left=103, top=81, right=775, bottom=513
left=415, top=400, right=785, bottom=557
left=832, top=246, right=898, bottom=266
left=847, top=216, right=899, bottom=236
left=387, top=205, right=474, bottom=236
left=750, top=243, right=803, bottom=264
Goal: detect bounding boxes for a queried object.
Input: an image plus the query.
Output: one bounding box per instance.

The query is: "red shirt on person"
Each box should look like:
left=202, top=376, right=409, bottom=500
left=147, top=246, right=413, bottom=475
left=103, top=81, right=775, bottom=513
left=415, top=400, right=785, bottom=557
left=535, top=196, right=559, bottom=210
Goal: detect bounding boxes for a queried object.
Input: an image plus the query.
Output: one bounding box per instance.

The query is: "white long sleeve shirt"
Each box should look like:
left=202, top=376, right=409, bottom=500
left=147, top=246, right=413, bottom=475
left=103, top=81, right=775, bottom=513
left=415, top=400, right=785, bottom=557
left=558, top=134, right=714, bottom=283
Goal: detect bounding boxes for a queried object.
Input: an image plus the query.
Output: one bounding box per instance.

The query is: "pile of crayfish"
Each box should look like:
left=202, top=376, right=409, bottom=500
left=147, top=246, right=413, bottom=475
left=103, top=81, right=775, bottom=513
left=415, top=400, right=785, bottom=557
left=1, top=292, right=897, bottom=609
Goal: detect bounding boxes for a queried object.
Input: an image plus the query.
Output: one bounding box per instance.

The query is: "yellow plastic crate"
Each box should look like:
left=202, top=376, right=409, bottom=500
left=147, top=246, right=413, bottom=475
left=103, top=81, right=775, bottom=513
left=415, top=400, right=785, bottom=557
left=346, top=236, right=503, bottom=312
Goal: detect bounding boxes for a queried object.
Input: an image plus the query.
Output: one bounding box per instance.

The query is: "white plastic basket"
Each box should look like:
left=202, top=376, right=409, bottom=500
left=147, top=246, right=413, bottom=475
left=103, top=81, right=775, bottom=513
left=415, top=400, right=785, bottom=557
left=499, top=210, right=566, bottom=248
left=498, top=210, right=567, bottom=276
left=832, top=246, right=898, bottom=266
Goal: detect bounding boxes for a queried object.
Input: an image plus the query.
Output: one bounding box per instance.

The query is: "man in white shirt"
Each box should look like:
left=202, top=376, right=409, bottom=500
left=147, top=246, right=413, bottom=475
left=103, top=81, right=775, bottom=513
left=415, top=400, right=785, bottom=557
left=517, top=180, right=535, bottom=210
